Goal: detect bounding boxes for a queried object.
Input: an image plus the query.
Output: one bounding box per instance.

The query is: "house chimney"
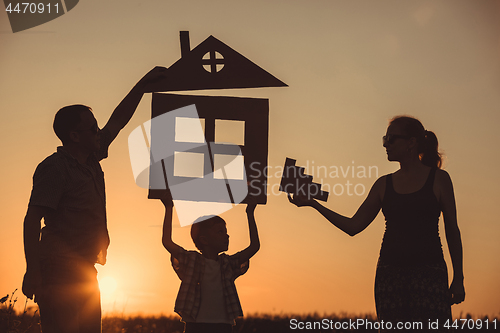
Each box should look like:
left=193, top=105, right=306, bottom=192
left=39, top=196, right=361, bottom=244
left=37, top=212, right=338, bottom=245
left=180, top=31, right=190, bottom=58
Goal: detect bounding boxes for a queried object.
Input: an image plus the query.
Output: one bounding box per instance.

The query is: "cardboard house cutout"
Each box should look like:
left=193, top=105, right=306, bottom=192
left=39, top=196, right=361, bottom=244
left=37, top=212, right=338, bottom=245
left=147, top=31, right=287, bottom=205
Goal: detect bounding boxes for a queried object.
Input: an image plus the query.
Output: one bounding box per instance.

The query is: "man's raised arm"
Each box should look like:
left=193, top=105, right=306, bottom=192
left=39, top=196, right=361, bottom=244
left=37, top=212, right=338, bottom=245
left=102, top=66, right=167, bottom=143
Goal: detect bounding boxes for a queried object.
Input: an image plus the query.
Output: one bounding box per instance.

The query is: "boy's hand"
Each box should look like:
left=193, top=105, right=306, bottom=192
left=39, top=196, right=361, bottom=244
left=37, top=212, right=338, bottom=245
left=246, top=203, right=257, bottom=215
left=245, top=195, right=257, bottom=214
left=159, top=193, right=174, bottom=208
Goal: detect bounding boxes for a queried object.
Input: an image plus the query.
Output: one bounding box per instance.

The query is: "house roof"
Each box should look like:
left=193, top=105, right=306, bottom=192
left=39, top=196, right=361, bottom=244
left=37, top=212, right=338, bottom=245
left=145, top=34, right=287, bottom=92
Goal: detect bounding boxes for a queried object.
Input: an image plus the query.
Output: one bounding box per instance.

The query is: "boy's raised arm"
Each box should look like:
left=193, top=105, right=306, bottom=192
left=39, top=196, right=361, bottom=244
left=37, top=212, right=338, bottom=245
left=161, top=198, right=182, bottom=256
left=238, top=203, right=260, bottom=264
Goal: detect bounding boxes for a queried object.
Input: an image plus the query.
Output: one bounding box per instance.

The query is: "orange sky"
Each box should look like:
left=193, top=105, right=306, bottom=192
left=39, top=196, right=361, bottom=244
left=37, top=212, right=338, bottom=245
left=1, top=0, right=499, bottom=318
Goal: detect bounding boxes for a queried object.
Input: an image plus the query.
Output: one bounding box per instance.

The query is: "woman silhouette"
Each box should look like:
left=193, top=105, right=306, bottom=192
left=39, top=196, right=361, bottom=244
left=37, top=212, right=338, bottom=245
left=289, top=116, right=465, bottom=332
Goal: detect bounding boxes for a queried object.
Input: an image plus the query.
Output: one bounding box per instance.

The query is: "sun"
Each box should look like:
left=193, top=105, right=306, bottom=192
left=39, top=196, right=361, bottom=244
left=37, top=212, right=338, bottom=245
left=98, top=276, right=118, bottom=296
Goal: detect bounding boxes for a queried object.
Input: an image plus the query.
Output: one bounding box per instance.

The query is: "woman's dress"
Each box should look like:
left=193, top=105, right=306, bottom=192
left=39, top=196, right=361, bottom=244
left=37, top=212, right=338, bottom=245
left=375, top=168, right=451, bottom=331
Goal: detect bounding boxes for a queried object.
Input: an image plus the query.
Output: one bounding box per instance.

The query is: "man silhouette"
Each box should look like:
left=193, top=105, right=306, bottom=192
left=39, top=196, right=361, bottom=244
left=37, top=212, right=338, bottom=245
left=22, top=67, right=166, bottom=333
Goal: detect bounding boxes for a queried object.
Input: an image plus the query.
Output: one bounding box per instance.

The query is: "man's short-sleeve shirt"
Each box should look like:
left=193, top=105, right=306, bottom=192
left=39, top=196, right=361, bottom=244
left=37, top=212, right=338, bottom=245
left=29, top=128, right=112, bottom=263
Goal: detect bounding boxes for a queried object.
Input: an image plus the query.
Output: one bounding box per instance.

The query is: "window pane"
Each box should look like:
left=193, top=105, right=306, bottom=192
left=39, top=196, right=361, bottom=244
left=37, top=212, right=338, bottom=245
left=203, top=64, right=212, bottom=73
left=213, top=154, right=245, bottom=180
left=174, top=152, right=205, bottom=178
left=175, top=117, right=205, bottom=143
left=215, top=119, right=245, bottom=146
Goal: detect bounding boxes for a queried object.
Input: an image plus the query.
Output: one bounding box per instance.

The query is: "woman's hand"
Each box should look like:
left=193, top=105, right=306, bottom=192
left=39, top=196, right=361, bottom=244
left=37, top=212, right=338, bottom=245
left=449, top=278, right=465, bottom=305
left=287, top=193, right=315, bottom=207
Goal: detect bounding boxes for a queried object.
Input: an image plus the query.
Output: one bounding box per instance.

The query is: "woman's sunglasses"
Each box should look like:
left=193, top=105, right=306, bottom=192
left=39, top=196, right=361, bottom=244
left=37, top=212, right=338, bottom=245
left=383, top=134, right=411, bottom=145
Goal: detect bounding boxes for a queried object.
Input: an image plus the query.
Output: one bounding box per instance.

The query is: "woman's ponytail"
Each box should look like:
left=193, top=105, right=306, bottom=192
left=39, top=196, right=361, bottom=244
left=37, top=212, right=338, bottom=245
left=420, top=130, right=442, bottom=169
left=389, top=116, right=443, bottom=169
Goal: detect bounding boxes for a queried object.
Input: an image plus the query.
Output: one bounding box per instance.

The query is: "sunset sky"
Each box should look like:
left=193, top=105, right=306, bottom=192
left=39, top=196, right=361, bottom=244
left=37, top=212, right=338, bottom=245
left=1, top=0, right=499, bottom=318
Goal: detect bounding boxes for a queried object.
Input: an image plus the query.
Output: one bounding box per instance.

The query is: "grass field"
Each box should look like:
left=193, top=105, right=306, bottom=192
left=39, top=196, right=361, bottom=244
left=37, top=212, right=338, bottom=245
left=3, top=312, right=500, bottom=333
left=2, top=291, right=498, bottom=332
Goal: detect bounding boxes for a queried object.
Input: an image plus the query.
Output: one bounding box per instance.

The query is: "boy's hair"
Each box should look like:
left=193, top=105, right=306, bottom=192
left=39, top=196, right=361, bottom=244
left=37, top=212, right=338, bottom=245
left=191, top=215, right=226, bottom=252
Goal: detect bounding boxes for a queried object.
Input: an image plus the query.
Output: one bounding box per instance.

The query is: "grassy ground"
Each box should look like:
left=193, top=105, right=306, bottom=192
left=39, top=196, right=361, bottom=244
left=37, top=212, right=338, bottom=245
left=4, top=312, right=499, bottom=332
left=2, top=291, right=498, bottom=332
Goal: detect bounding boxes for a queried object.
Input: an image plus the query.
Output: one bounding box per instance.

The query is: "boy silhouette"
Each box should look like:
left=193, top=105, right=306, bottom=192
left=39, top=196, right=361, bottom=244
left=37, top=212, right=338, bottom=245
left=161, top=199, right=260, bottom=333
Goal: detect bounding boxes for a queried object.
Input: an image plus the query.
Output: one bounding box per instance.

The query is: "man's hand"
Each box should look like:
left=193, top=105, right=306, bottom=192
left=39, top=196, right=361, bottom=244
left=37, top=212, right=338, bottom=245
left=287, top=193, right=315, bottom=207
left=23, top=205, right=46, bottom=301
left=137, top=66, right=168, bottom=93
left=22, top=268, right=41, bottom=301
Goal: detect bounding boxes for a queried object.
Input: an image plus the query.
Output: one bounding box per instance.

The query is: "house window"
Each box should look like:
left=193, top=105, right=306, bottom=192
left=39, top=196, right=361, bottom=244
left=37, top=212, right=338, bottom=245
left=213, top=154, right=245, bottom=180
left=173, top=152, right=205, bottom=178
left=175, top=117, right=205, bottom=143
left=173, top=116, right=245, bottom=182
left=213, top=119, right=245, bottom=180
left=215, top=119, right=245, bottom=146
left=202, top=51, right=224, bottom=73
